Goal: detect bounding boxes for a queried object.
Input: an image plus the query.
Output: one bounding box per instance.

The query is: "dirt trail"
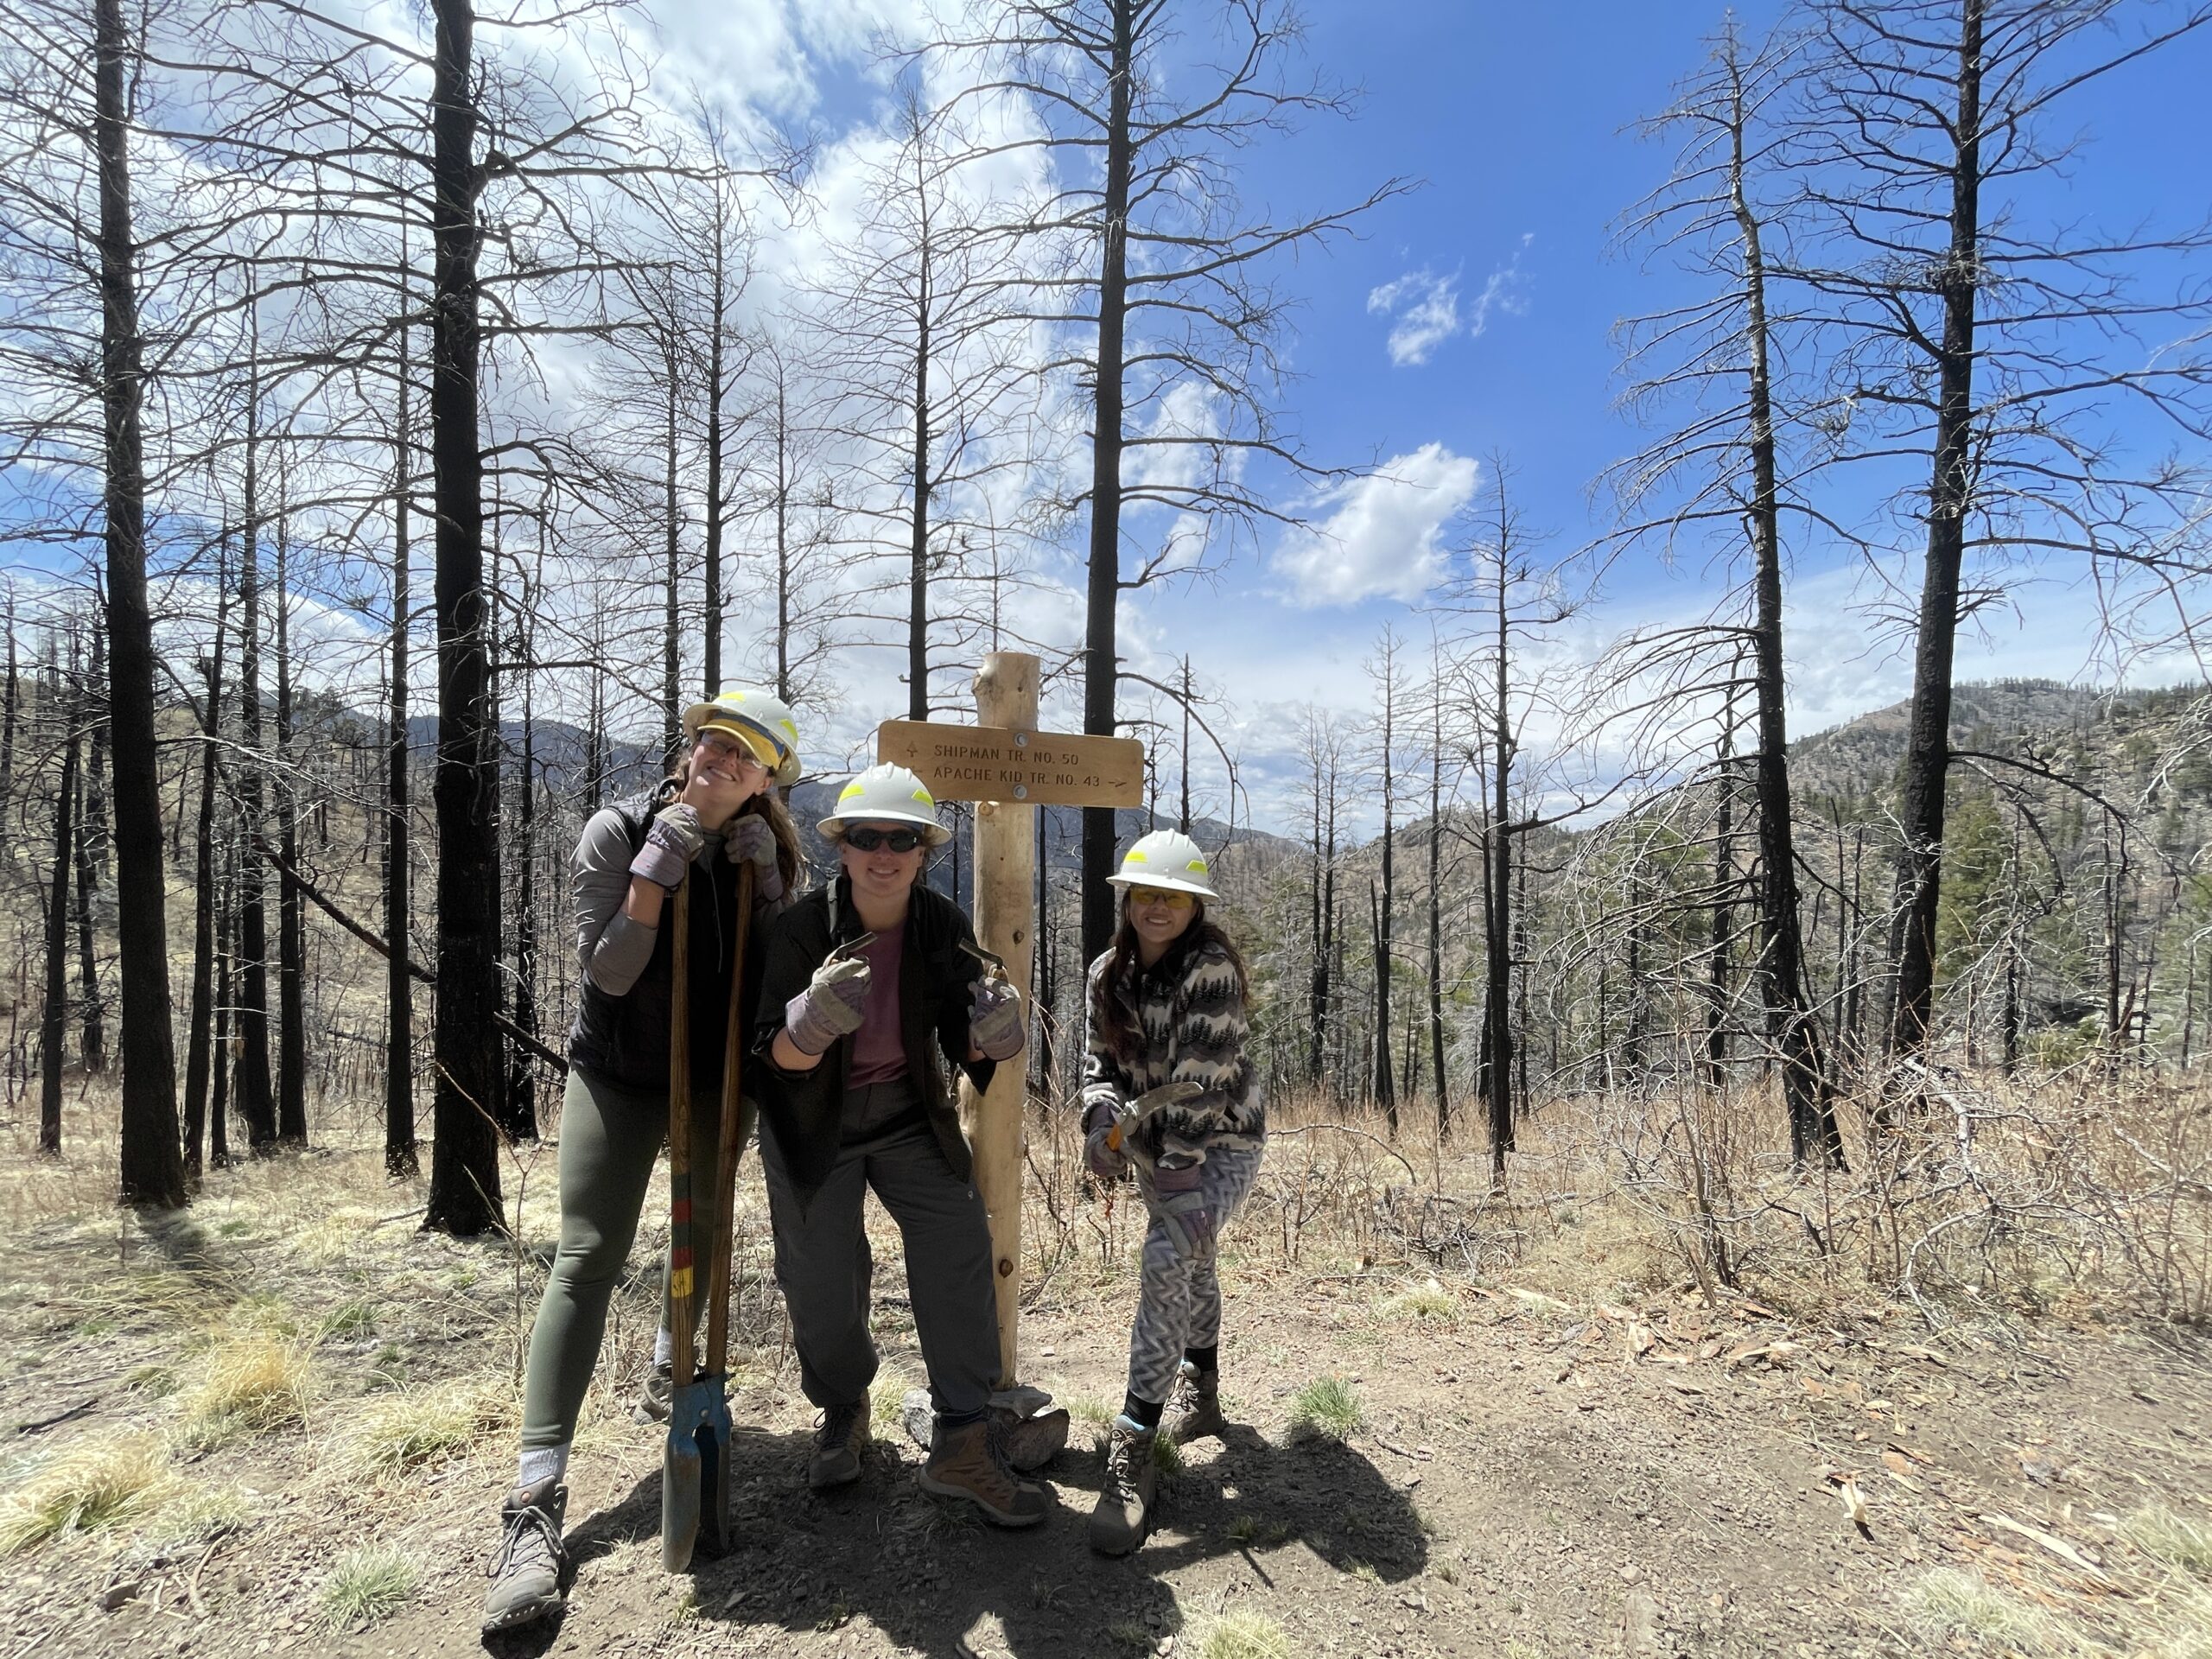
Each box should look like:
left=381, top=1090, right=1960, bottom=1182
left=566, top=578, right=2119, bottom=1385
left=2, top=1166, right=2206, bottom=1659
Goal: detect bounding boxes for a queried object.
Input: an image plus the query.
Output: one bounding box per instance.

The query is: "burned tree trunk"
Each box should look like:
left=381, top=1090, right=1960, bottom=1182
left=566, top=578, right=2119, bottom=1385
left=423, top=0, right=508, bottom=1236
left=40, top=738, right=79, bottom=1155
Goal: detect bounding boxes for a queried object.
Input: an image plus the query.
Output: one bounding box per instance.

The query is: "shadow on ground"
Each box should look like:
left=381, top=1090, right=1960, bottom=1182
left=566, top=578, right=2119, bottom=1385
left=483, top=1418, right=1424, bottom=1658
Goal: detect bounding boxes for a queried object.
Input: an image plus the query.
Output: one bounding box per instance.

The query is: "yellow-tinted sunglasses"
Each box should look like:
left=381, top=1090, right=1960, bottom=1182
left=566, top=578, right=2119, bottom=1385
left=1128, top=885, right=1196, bottom=910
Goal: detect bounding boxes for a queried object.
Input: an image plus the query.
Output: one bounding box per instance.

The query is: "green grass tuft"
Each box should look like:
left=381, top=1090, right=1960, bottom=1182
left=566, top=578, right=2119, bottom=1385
left=1287, top=1376, right=1365, bottom=1443
left=1379, top=1277, right=1457, bottom=1321
left=320, top=1545, right=417, bottom=1630
left=318, top=1300, right=378, bottom=1341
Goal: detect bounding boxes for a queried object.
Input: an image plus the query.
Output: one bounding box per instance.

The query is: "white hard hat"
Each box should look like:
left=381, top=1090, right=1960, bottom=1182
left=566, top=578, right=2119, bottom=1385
left=1107, top=830, right=1217, bottom=899
left=818, top=763, right=951, bottom=847
left=682, top=685, right=803, bottom=788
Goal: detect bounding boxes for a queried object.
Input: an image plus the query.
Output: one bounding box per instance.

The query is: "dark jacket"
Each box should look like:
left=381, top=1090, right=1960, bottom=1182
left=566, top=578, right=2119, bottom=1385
left=753, top=874, right=993, bottom=1202
left=566, top=788, right=767, bottom=1094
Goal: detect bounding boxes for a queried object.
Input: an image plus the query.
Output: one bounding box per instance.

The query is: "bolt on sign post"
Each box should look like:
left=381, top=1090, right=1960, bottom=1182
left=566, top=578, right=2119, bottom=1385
left=878, top=652, right=1143, bottom=1381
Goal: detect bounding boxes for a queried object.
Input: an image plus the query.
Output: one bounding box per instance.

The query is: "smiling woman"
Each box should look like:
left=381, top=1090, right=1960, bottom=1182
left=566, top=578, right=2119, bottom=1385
left=750, top=761, right=1066, bottom=1527
left=482, top=685, right=804, bottom=1637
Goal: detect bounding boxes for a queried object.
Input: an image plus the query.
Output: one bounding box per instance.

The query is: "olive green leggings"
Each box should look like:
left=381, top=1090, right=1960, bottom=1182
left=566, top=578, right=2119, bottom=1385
left=519, top=1065, right=753, bottom=1450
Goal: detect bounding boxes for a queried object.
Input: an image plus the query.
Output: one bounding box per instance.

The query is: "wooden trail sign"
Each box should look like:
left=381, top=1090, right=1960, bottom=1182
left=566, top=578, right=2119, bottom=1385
left=876, top=660, right=1142, bottom=1382
left=876, top=719, right=1143, bottom=810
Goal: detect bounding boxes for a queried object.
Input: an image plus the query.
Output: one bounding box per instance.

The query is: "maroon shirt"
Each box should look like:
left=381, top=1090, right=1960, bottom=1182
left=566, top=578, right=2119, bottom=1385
left=847, top=925, right=909, bottom=1086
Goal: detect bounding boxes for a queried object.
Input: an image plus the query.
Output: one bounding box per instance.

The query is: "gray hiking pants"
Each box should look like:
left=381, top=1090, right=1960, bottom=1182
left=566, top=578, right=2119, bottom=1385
left=1127, top=1142, right=1264, bottom=1405
left=520, top=1065, right=751, bottom=1451
left=759, top=1086, right=1001, bottom=1418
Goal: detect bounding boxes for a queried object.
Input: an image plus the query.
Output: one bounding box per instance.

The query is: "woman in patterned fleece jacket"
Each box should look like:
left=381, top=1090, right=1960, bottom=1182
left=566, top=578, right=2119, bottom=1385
left=1079, top=830, right=1265, bottom=1556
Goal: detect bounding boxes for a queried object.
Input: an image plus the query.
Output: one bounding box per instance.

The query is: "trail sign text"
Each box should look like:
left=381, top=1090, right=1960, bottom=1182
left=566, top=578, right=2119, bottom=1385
left=876, top=720, right=1144, bottom=808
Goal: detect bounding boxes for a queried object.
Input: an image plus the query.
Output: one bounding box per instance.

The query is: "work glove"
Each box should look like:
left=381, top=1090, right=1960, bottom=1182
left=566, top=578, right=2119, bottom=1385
left=968, top=976, right=1027, bottom=1062
left=784, top=954, right=871, bottom=1056
left=628, top=803, right=705, bottom=892
left=1083, top=1104, right=1128, bottom=1183
left=724, top=813, right=785, bottom=903
left=1150, top=1160, right=1214, bottom=1262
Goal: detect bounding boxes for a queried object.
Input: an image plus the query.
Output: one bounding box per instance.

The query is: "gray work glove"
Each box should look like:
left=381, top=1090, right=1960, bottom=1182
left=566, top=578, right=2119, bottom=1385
left=784, top=955, right=871, bottom=1056
left=724, top=813, right=785, bottom=903
left=968, top=976, right=1026, bottom=1061
left=629, top=803, right=705, bottom=892
left=1083, top=1104, right=1128, bottom=1183
left=1149, top=1160, right=1215, bottom=1262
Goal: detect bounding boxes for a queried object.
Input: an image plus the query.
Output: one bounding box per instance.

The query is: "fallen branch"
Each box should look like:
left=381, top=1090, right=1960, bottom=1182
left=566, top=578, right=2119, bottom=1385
left=251, top=836, right=568, bottom=1075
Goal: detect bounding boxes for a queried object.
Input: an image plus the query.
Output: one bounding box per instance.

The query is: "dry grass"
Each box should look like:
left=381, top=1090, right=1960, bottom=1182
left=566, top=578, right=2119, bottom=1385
left=176, top=1334, right=315, bottom=1450
left=1905, top=1568, right=2069, bottom=1656
left=0, top=1433, right=178, bottom=1555
left=1199, top=1609, right=1295, bottom=1659
left=2126, top=1506, right=2212, bottom=1578
left=332, top=1378, right=515, bottom=1476
left=1377, top=1276, right=1457, bottom=1321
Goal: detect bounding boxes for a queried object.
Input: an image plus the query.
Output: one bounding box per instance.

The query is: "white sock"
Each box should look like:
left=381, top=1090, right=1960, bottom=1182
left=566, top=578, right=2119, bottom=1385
left=653, top=1325, right=674, bottom=1367
left=518, top=1443, right=569, bottom=1489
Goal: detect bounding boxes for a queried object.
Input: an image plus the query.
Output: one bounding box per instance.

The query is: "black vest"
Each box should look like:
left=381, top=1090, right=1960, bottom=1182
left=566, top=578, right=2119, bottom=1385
left=566, top=790, right=751, bottom=1094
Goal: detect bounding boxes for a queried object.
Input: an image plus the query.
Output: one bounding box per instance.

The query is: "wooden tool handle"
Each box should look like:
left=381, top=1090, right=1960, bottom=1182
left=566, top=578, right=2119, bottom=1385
left=703, top=861, right=755, bottom=1375
left=665, top=875, right=696, bottom=1389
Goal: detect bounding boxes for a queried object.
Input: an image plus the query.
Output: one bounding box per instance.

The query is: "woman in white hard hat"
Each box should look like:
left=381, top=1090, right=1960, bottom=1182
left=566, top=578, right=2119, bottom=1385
left=752, top=762, right=1066, bottom=1528
left=1079, top=829, right=1264, bottom=1556
left=485, top=687, right=804, bottom=1635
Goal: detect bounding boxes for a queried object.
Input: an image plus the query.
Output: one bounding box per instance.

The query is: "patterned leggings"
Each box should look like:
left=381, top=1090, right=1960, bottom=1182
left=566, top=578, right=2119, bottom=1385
left=1126, top=1142, right=1264, bottom=1405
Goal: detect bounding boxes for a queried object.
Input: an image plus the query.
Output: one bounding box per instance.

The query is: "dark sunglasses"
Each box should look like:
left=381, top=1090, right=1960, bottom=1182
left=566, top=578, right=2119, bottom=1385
left=844, top=826, right=925, bottom=854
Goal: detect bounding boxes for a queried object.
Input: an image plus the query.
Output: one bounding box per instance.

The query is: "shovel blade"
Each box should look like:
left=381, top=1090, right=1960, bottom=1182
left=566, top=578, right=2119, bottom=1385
left=661, top=1376, right=733, bottom=1572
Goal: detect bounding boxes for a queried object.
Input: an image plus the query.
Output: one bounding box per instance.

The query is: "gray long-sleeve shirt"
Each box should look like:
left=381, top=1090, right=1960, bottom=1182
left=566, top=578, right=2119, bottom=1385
left=573, top=808, right=796, bottom=996
left=572, top=810, right=728, bottom=996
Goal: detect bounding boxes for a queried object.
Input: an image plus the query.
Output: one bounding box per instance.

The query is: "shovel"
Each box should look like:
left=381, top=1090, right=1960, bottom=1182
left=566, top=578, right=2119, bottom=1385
left=662, top=863, right=757, bottom=1571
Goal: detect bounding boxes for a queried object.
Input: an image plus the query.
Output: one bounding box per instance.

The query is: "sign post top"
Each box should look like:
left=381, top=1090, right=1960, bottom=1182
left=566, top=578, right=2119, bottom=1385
left=876, top=719, right=1144, bottom=809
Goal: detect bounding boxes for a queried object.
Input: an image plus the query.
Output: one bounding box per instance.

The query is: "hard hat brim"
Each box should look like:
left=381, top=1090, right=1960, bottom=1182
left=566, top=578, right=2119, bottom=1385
left=819, top=810, right=953, bottom=848
left=1107, top=872, right=1218, bottom=900
left=682, top=698, right=800, bottom=788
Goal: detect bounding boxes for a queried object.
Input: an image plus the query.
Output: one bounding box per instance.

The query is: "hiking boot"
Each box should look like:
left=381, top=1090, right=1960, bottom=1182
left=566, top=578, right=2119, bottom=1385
left=1166, top=1361, right=1227, bottom=1446
left=480, top=1477, right=569, bottom=1634
left=919, top=1415, right=1047, bottom=1528
left=808, top=1396, right=869, bottom=1491
left=993, top=1404, right=1071, bottom=1472
left=1089, top=1415, right=1158, bottom=1556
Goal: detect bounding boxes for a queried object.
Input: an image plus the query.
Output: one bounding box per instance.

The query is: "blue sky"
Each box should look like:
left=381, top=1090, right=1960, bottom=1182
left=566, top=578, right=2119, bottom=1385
left=4, top=0, right=2206, bottom=838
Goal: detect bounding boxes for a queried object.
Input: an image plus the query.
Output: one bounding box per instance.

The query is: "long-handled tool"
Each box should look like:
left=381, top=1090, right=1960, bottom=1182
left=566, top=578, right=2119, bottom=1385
left=662, top=863, right=756, bottom=1570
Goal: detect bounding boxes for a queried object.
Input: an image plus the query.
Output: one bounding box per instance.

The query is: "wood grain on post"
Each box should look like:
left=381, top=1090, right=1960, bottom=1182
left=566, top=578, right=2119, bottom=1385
left=963, top=650, right=1039, bottom=1383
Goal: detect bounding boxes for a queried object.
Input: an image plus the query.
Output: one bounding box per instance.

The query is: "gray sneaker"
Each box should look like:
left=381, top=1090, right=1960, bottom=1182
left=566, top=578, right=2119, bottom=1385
left=808, top=1396, right=869, bottom=1491
left=1088, top=1416, right=1157, bottom=1556
left=480, top=1477, right=569, bottom=1634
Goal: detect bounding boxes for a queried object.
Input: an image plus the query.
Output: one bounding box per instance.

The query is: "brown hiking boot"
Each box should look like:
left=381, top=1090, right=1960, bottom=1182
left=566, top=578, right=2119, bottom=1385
left=1166, top=1362, right=1227, bottom=1446
left=919, top=1415, right=1048, bottom=1527
left=480, top=1477, right=569, bottom=1633
left=993, top=1404, right=1071, bottom=1472
left=808, top=1396, right=869, bottom=1491
left=1088, top=1415, right=1158, bottom=1555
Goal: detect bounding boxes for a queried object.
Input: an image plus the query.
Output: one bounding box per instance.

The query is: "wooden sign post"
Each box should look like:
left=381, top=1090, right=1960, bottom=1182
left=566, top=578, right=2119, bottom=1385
left=878, top=654, right=1143, bottom=1382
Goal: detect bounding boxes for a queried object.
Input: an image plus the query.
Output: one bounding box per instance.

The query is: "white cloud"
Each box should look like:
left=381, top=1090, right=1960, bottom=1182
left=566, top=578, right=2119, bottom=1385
left=1273, top=444, right=1481, bottom=607
left=1365, top=235, right=1534, bottom=368
left=1365, top=268, right=1459, bottom=367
